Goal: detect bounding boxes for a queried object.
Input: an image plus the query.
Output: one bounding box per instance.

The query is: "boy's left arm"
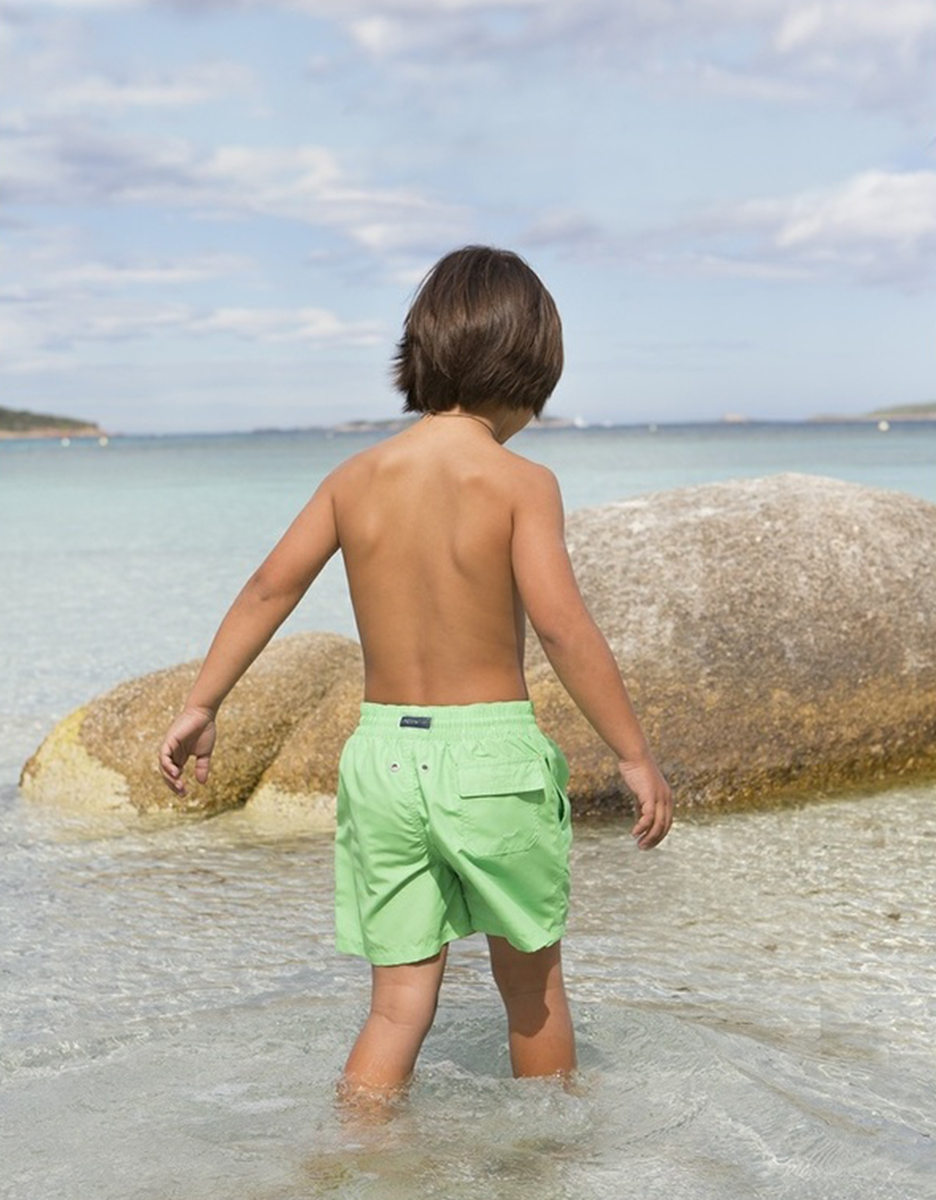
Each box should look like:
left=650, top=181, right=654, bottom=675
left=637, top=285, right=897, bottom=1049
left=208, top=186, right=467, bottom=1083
left=159, top=476, right=340, bottom=796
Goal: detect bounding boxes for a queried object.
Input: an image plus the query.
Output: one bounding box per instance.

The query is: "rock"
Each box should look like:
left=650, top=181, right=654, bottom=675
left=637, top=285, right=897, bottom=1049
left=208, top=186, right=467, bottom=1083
left=245, top=669, right=363, bottom=827
left=21, top=474, right=936, bottom=821
left=21, top=633, right=362, bottom=816
left=525, top=473, right=936, bottom=811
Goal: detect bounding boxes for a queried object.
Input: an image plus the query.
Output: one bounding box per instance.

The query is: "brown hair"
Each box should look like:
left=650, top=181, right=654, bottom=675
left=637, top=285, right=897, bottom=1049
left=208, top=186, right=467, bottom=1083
left=393, top=246, right=563, bottom=416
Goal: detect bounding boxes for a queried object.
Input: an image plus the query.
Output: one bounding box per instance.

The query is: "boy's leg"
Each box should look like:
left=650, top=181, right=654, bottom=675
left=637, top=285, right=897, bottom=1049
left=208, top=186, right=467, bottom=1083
left=487, top=935, right=577, bottom=1078
left=341, top=946, right=449, bottom=1096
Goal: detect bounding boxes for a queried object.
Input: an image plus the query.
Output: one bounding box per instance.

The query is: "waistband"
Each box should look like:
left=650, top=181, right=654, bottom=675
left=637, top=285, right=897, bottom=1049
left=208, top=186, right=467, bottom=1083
left=356, top=700, right=536, bottom=736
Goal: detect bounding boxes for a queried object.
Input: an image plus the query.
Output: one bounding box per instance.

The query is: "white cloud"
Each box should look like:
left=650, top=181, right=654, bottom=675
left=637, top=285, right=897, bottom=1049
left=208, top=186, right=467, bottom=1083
left=0, top=122, right=471, bottom=253
left=676, top=62, right=821, bottom=104
left=54, top=254, right=251, bottom=288
left=0, top=10, right=256, bottom=129
left=2, top=295, right=382, bottom=374
left=0, top=232, right=382, bottom=374
left=740, top=170, right=936, bottom=283
left=520, top=169, right=936, bottom=290
left=348, top=16, right=399, bottom=56
left=44, top=62, right=257, bottom=112
left=766, top=170, right=936, bottom=248
left=190, top=307, right=381, bottom=344
left=0, top=235, right=253, bottom=296
left=773, top=2, right=936, bottom=54
left=27, top=0, right=142, bottom=7
left=10, top=2, right=936, bottom=121
left=768, top=1, right=936, bottom=109
left=665, top=169, right=936, bottom=288
left=318, top=1, right=936, bottom=116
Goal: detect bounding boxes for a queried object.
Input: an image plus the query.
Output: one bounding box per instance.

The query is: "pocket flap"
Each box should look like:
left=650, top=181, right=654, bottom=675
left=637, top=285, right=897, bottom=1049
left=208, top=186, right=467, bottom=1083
left=457, top=759, right=545, bottom=798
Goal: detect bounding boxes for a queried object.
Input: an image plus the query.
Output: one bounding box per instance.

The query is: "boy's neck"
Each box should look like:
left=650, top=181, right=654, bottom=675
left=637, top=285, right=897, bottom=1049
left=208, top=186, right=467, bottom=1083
left=419, top=405, right=534, bottom=444
left=422, top=411, right=498, bottom=439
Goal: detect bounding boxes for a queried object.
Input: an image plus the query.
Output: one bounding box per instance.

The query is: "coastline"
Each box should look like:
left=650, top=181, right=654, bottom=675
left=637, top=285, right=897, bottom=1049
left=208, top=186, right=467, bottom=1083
left=3, top=412, right=936, bottom=441
left=810, top=412, right=936, bottom=424
left=0, top=426, right=104, bottom=441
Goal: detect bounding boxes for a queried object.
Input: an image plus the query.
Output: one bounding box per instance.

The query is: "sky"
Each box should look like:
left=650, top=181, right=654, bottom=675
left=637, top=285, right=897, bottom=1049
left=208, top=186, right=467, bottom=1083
left=2, top=1, right=935, bottom=433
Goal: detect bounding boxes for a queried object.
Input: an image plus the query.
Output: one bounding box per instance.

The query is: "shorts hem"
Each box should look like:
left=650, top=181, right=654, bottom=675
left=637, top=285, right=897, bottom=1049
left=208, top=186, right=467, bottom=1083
left=476, top=922, right=567, bottom=954
left=335, top=932, right=468, bottom=966
left=335, top=920, right=566, bottom=965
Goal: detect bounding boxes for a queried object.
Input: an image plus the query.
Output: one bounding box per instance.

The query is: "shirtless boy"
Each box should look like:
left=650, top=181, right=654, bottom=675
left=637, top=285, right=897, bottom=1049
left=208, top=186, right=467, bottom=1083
left=158, top=245, right=672, bottom=1099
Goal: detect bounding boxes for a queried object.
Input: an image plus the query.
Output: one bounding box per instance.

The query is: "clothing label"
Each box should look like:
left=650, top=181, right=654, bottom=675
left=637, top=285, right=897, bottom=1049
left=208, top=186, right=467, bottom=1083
left=399, top=715, right=432, bottom=729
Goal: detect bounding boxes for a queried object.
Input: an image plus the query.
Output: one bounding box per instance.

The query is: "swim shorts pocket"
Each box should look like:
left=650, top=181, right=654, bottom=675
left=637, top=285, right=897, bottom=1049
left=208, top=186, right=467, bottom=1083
left=536, top=735, right=571, bottom=830
left=552, top=770, right=571, bottom=827
left=455, top=759, right=544, bottom=857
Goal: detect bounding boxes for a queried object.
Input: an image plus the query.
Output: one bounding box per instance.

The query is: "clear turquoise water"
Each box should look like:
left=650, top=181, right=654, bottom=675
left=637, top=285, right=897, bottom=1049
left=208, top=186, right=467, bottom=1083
left=2, top=422, right=935, bottom=1199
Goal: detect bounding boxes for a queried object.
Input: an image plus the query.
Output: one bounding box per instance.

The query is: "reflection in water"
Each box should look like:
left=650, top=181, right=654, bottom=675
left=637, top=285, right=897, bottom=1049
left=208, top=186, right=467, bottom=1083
left=2, top=785, right=935, bottom=1199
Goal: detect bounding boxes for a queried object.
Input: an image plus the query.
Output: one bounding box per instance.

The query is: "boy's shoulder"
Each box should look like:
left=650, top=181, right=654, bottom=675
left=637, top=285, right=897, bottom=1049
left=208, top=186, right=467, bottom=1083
left=497, top=445, right=560, bottom=496
left=318, top=439, right=386, bottom=489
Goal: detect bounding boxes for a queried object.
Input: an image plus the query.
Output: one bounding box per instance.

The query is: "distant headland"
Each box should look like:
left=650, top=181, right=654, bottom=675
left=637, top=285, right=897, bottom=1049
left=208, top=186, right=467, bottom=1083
left=0, top=405, right=105, bottom=440
left=320, top=414, right=581, bottom=434
left=3, top=402, right=934, bottom=441
left=811, top=402, right=936, bottom=424
left=311, top=406, right=936, bottom=433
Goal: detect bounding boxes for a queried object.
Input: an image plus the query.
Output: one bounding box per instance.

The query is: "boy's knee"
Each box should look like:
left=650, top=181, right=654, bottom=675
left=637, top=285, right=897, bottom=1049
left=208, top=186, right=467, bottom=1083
left=488, top=937, right=562, bottom=992
left=369, top=996, right=438, bottom=1046
left=369, top=962, right=445, bottom=1035
left=378, top=984, right=438, bottom=1022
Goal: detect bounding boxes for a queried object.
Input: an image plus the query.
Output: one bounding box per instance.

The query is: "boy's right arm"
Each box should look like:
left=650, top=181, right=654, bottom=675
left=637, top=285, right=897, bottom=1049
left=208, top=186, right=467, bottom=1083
left=159, top=475, right=340, bottom=797
left=511, top=465, right=673, bottom=849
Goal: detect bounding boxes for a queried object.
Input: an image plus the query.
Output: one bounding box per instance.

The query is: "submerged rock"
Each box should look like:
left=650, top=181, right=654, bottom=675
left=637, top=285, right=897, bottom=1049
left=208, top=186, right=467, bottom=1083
left=21, top=474, right=936, bottom=820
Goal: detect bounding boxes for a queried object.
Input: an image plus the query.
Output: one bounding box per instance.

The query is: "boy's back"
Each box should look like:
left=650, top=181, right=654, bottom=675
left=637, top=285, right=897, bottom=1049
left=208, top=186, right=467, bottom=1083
left=333, top=414, right=536, bottom=705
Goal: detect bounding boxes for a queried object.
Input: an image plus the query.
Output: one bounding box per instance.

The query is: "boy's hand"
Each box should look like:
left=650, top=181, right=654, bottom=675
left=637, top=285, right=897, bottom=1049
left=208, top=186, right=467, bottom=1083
left=619, top=756, right=673, bottom=850
left=158, top=707, right=217, bottom=797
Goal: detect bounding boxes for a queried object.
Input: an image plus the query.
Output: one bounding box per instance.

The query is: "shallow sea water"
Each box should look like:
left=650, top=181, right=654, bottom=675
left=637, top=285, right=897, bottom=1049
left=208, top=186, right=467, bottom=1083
left=3, top=786, right=934, bottom=1200
left=2, top=424, right=936, bottom=1198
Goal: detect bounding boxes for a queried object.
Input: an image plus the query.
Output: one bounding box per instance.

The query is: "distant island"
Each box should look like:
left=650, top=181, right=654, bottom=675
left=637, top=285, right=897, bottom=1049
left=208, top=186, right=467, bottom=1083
left=0, top=405, right=104, bottom=440
left=308, top=409, right=936, bottom=433
left=867, top=402, right=936, bottom=420
left=812, top=402, right=936, bottom=424
left=324, top=413, right=580, bottom=434
left=4, top=401, right=933, bottom=441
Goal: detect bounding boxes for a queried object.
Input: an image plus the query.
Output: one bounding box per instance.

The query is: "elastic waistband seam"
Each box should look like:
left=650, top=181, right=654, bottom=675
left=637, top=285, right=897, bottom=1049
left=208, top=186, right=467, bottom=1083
left=356, top=700, right=537, bottom=734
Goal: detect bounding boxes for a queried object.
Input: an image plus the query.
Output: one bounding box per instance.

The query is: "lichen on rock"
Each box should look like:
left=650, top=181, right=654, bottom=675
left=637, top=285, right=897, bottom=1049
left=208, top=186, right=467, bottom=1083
left=21, top=633, right=362, bottom=817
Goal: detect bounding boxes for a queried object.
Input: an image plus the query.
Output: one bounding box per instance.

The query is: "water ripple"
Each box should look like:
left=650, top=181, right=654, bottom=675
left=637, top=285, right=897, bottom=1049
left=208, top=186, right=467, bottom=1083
left=2, top=785, right=935, bottom=1198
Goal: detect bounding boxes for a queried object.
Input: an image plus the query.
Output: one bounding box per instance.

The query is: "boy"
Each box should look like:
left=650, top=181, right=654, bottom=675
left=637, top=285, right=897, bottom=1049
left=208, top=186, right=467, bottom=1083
left=159, top=246, right=672, bottom=1099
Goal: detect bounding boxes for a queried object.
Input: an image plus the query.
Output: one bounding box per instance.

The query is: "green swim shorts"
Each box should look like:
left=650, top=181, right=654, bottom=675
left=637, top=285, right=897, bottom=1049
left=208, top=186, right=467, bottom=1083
left=334, top=700, right=573, bottom=966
